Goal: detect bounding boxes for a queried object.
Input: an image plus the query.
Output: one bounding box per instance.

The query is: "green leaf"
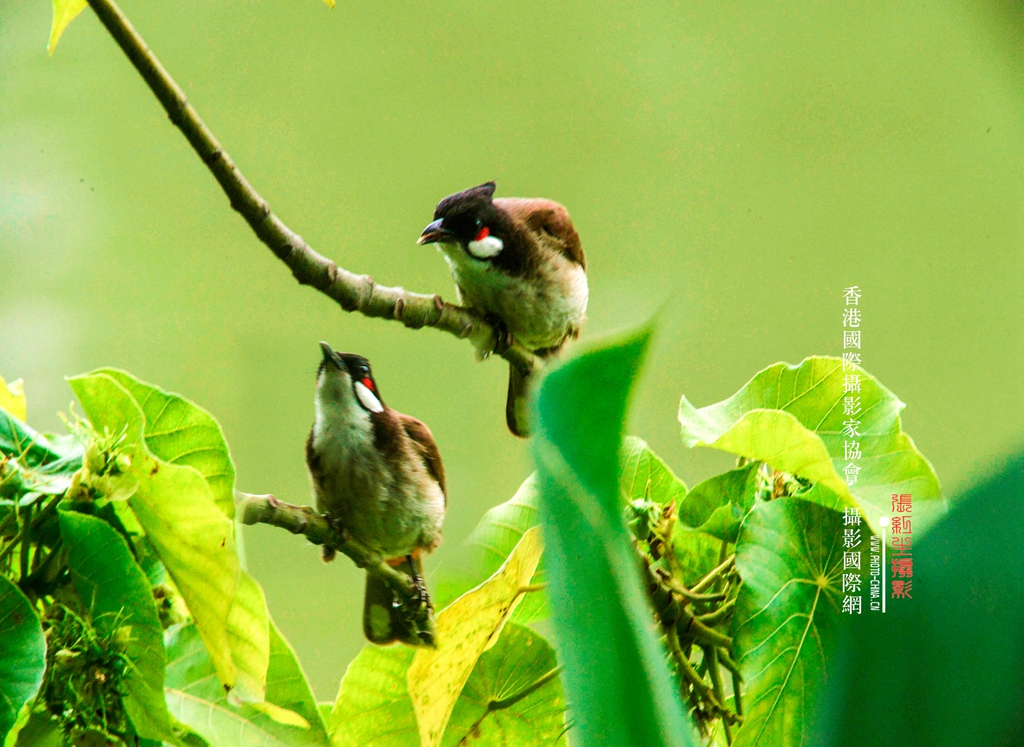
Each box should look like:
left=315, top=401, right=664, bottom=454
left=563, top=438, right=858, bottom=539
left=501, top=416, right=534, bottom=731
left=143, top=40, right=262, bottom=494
left=68, top=372, right=268, bottom=702
left=165, top=621, right=330, bottom=747
left=0, top=577, right=46, bottom=742
left=329, top=624, right=564, bottom=747
left=812, top=451, right=1024, bottom=747
left=0, top=409, right=83, bottom=495
left=678, top=356, right=944, bottom=539
left=678, top=463, right=758, bottom=529
left=670, top=524, right=725, bottom=588
left=434, top=474, right=547, bottom=623
left=48, top=0, right=87, bottom=54
left=441, top=623, right=565, bottom=747
left=59, top=508, right=175, bottom=742
left=730, top=498, right=843, bottom=747
left=620, top=436, right=688, bottom=506
left=6, top=709, right=62, bottom=747
left=676, top=463, right=760, bottom=544
left=532, top=324, right=697, bottom=747
left=98, top=369, right=236, bottom=519
left=408, top=527, right=544, bottom=747
left=316, top=705, right=332, bottom=727
left=329, top=645, right=416, bottom=747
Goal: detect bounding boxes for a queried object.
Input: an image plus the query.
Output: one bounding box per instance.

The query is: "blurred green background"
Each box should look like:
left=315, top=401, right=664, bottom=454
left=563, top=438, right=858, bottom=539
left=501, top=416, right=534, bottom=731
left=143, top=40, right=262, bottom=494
left=1, top=0, right=1020, bottom=699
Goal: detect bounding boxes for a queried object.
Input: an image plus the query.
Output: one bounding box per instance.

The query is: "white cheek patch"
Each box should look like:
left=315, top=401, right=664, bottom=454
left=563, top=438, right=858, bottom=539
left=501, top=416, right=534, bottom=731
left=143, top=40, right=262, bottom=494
left=467, top=235, right=504, bottom=259
left=354, top=381, right=384, bottom=413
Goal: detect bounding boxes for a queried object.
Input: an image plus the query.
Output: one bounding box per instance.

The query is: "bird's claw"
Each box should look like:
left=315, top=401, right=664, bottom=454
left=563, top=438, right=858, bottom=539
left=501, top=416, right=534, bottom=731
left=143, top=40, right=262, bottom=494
left=487, top=316, right=515, bottom=357
left=322, top=513, right=350, bottom=542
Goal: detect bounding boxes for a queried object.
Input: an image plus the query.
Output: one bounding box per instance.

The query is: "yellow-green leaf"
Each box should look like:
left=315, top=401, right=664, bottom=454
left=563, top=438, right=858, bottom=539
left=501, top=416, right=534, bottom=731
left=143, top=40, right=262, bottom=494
left=433, top=473, right=547, bottom=624
left=226, top=571, right=271, bottom=704
left=407, top=526, right=544, bottom=747
left=166, top=621, right=330, bottom=747
left=679, top=356, right=943, bottom=538
left=329, top=623, right=565, bottom=747
left=0, top=377, right=27, bottom=423
left=98, top=369, right=236, bottom=519
left=68, top=372, right=269, bottom=701
left=48, top=0, right=88, bottom=54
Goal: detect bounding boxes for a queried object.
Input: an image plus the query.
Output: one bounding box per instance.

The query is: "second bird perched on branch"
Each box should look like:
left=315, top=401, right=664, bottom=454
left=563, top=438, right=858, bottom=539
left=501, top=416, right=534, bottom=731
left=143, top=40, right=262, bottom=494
left=307, top=342, right=446, bottom=646
left=419, top=181, right=588, bottom=437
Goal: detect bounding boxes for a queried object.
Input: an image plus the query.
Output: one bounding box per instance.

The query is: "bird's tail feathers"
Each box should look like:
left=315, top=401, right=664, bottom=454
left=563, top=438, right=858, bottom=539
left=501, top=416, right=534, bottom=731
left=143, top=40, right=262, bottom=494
left=363, top=556, right=435, bottom=647
left=506, top=363, right=532, bottom=437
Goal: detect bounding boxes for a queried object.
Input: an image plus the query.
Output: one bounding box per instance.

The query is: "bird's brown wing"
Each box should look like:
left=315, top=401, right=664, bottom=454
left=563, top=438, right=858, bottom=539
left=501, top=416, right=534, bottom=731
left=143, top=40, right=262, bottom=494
left=494, top=197, right=586, bottom=271
left=400, top=414, right=447, bottom=504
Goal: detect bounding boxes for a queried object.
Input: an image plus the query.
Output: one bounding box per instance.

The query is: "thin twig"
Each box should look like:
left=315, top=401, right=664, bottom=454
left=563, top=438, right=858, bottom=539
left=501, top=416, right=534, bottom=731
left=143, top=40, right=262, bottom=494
left=83, top=0, right=537, bottom=377
left=660, top=574, right=727, bottom=604
left=702, top=646, right=733, bottom=744
left=691, top=554, right=735, bottom=594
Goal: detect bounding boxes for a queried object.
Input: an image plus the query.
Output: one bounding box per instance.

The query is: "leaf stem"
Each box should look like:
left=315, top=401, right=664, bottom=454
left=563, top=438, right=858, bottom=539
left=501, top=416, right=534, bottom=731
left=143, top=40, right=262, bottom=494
left=83, top=0, right=536, bottom=376
left=19, top=501, right=34, bottom=581
left=517, top=583, right=547, bottom=595
left=488, top=667, right=562, bottom=711
left=659, top=574, right=727, bottom=604
left=691, top=554, right=735, bottom=594
left=696, top=598, right=735, bottom=627
left=702, top=646, right=733, bottom=744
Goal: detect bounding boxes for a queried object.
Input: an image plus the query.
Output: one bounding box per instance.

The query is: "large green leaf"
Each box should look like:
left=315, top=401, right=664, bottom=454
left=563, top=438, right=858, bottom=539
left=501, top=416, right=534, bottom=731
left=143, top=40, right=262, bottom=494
left=0, top=577, right=46, bottom=742
left=165, top=621, right=330, bottom=747
left=98, top=370, right=236, bottom=519
left=677, top=462, right=760, bottom=544
left=440, top=623, right=565, bottom=746
left=532, top=324, right=697, bottom=747
left=329, top=623, right=564, bottom=747
left=0, top=408, right=83, bottom=496
left=68, top=372, right=268, bottom=702
left=620, top=436, right=688, bottom=507
left=730, top=498, right=843, bottom=747
left=59, top=509, right=175, bottom=742
left=812, top=450, right=1024, bottom=747
left=408, top=527, right=544, bottom=747
left=678, top=357, right=943, bottom=538
left=434, top=474, right=547, bottom=623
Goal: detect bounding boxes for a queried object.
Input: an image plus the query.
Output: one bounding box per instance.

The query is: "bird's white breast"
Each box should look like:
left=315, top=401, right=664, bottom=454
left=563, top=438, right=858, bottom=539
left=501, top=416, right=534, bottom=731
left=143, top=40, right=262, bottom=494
left=438, top=244, right=588, bottom=351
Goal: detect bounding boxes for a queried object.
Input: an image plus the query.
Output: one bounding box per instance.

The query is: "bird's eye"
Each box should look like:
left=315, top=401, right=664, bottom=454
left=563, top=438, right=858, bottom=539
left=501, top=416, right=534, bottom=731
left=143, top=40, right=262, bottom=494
left=474, top=219, right=482, bottom=228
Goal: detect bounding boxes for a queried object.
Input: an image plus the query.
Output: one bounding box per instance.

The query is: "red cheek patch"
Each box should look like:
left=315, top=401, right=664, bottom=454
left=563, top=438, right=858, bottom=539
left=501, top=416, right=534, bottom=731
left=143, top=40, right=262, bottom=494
left=473, top=226, right=490, bottom=242
left=362, top=378, right=375, bottom=391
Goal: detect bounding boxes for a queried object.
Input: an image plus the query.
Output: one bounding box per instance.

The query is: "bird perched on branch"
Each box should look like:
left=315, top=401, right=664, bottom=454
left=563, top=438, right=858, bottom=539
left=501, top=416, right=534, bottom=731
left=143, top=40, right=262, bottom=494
left=306, top=342, right=446, bottom=646
left=418, top=181, right=588, bottom=437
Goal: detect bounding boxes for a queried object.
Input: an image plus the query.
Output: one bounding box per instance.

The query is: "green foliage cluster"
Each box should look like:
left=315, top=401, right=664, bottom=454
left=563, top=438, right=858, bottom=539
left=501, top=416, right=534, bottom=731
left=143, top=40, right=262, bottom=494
left=3, top=327, right=1020, bottom=747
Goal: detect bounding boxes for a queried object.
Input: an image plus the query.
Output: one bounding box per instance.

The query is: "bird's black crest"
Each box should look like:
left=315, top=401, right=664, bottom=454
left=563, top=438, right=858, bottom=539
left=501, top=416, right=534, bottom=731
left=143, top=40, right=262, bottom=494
left=433, top=181, right=496, bottom=219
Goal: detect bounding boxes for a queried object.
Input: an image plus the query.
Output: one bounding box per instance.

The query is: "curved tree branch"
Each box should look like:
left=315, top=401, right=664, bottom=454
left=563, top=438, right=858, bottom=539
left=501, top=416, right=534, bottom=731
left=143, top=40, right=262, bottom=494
left=235, top=491, right=413, bottom=594
left=84, top=0, right=536, bottom=376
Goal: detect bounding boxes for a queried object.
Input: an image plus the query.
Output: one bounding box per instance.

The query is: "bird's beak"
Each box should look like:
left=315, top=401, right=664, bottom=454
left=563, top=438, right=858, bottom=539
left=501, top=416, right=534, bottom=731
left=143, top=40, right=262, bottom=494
left=319, top=341, right=341, bottom=368
left=418, top=219, right=455, bottom=245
